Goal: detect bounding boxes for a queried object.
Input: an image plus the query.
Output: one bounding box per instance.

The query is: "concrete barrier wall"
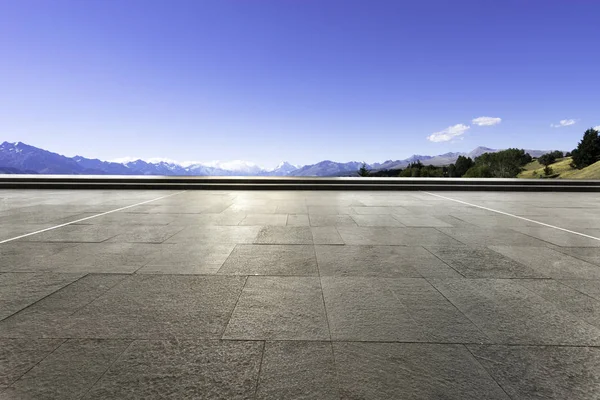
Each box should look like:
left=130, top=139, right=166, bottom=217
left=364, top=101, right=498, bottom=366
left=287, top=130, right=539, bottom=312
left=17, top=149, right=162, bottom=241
left=1, top=175, right=599, bottom=191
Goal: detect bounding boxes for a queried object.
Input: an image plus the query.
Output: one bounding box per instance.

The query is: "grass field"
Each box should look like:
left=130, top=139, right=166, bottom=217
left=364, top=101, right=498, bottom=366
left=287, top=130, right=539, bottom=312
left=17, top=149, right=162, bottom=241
left=518, top=157, right=600, bottom=179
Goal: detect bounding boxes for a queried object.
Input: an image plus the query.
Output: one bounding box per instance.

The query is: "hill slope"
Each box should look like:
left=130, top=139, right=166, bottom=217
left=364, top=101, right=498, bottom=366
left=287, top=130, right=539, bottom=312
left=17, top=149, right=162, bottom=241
left=518, top=157, right=600, bottom=179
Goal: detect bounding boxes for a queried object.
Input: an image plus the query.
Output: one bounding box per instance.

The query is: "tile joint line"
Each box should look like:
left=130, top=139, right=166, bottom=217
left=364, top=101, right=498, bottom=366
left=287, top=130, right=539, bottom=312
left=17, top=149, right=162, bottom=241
left=421, top=191, right=600, bottom=242
left=0, top=191, right=187, bottom=245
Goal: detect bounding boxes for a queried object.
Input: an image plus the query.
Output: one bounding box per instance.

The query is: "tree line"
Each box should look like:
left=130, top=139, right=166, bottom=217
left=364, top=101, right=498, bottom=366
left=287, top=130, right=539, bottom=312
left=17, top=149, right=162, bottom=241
left=359, top=127, right=600, bottom=178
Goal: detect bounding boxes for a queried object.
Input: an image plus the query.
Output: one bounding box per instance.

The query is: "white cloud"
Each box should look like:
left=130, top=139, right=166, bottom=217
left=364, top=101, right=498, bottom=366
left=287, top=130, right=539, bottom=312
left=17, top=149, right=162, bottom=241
left=472, top=116, right=502, bottom=126
left=551, top=119, right=577, bottom=128
left=427, top=124, right=470, bottom=142
left=593, top=125, right=600, bottom=131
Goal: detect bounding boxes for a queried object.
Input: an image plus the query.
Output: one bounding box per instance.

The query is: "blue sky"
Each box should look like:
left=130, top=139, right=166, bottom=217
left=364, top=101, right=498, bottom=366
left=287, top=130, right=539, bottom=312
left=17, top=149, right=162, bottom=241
left=1, top=0, right=599, bottom=168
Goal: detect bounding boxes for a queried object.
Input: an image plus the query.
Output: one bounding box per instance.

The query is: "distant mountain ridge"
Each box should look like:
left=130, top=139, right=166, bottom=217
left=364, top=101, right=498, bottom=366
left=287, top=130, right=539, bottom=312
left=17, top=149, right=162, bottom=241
left=0, top=141, right=551, bottom=177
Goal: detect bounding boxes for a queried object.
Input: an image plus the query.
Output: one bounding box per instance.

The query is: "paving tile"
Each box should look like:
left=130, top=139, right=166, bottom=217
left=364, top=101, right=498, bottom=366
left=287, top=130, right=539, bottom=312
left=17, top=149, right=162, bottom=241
left=256, top=341, right=338, bottom=400
left=140, top=243, right=236, bottom=274
left=254, top=226, right=313, bottom=244
left=240, top=214, right=288, bottom=226
left=165, top=226, right=261, bottom=244
left=517, top=279, right=600, bottom=327
left=106, top=225, right=185, bottom=244
left=0, top=339, right=64, bottom=390
left=350, top=214, right=404, bottom=227
left=218, top=245, right=317, bottom=276
left=0, top=242, right=78, bottom=272
left=76, top=212, right=177, bottom=225
left=276, top=204, right=308, bottom=214
left=223, top=277, right=329, bottom=340
left=511, top=226, right=600, bottom=247
left=286, top=214, right=310, bottom=226
left=468, top=345, right=600, bottom=400
left=556, top=247, right=600, bottom=266
left=559, top=279, right=600, bottom=300
left=0, top=273, right=84, bottom=321
left=83, top=340, right=263, bottom=400
left=489, top=246, right=600, bottom=279
left=311, top=227, right=344, bottom=244
left=1, top=339, right=130, bottom=399
left=0, top=275, right=246, bottom=339
left=334, top=342, right=509, bottom=400
left=307, top=206, right=353, bottom=215
left=427, top=246, right=541, bottom=278
left=429, top=278, right=600, bottom=345
left=336, top=227, right=462, bottom=246
left=436, top=227, right=548, bottom=247
left=40, top=243, right=164, bottom=273
left=168, top=213, right=246, bottom=226
left=316, top=245, right=460, bottom=278
left=392, top=215, right=452, bottom=227
left=16, top=225, right=121, bottom=243
left=321, top=277, right=488, bottom=342
left=309, top=214, right=358, bottom=227
left=350, top=206, right=408, bottom=215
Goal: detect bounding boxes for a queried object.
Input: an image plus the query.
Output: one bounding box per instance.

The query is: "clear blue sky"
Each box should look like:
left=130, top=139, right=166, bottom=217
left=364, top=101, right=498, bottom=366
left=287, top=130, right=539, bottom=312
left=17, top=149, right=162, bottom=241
left=1, top=0, right=598, bottom=168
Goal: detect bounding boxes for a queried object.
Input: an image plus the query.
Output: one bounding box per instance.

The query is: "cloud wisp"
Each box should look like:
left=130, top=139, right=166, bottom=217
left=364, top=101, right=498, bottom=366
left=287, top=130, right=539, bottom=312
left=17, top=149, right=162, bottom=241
left=551, top=119, right=577, bottom=128
left=472, top=116, right=502, bottom=126
left=427, top=124, right=470, bottom=142
left=593, top=125, right=600, bottom=131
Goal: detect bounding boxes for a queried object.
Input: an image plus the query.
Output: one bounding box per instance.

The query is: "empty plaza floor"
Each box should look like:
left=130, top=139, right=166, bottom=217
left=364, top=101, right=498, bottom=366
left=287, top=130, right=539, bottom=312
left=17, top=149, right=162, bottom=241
left=1, top=189, right=600, bottom=399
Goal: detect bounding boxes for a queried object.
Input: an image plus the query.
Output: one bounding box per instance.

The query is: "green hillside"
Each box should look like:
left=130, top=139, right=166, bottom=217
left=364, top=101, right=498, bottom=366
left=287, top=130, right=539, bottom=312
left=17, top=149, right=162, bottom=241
left=518, top=157, right=600, bottom=179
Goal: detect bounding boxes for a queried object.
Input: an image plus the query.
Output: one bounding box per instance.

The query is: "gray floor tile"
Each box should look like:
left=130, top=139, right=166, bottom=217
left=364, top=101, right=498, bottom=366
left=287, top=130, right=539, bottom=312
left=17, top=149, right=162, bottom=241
left=311, top=227, right=344, bottom=245
left=254, top=226, right=313, bottom=244
left=489, top=246, right=600, bottom=279
left=427, top=246, right=541, bottom=278
left=309, top=214, right=357, bottom=227
left=165, top=226, right=261, bottom=244
left=393, top=215, right=452, bottom=227
left=337, top=227, right=462, bottom=246
left=350, top=206, right=407, bottom=215
left=556, top=247, right=600, bottom=266
left=437, top=227, right=548, bottom=247
left=286, top=214, right=310, bottom=226
left=511, top=226, right=600, bottom=247
left=316, top=245, right=460, bottom=278
left=168, top=213, right=246, bottom=226
left=559, top=279, right=600, bottom=300
left=106, top=225, right=185, bottom=244
left=16, top=225, right=122, bottom=243
left=334, top=342, right=509, bottom=400
left=517, top=279, right=600, bottom=327
left=240, top=214, right=288, bottom=226
left=256, top=341, right=338, bottom=400
left=141, top=243, right=236, bottom=274
left=0, top=339, right=64, bottom=390
left=223, top=277, right=329, bottom=340
left=83, top=340, right=263, bottom=400
left=350, top=214, right=403, bottom=227
left=0, top=243, right=78, bottom=272
left=468, top=345, right=600, bottom=400
left=321, top=277, right=488, bottom=342
left=218, top=245, right=317, bottom=276
left=430, top=278, right=600, bottom=345
left=1, top=339, right=130, bottom=399
left=0, top=273, right=84, bottom=321
left=0, top=275, right=246, bottom=339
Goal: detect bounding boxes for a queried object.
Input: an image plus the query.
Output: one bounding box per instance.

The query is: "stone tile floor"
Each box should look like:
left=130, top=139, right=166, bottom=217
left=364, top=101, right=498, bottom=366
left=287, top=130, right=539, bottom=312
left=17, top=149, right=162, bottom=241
left=0, top=189, right=599, bottom=399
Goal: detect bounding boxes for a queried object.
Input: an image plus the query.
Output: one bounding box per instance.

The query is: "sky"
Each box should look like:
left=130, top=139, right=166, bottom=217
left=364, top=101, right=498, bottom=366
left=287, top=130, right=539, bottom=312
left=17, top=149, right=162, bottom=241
left=1, top=0, right=599, bottom=169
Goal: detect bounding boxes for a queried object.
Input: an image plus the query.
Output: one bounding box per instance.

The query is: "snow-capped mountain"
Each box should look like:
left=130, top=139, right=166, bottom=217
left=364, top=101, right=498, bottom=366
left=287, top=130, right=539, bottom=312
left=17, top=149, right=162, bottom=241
left=0, top=141, right=553, bottom=177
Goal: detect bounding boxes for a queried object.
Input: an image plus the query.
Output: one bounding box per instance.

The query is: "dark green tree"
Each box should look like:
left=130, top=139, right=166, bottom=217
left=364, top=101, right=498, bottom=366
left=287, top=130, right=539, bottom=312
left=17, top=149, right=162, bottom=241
left=538, top=152, right=557, bottom=166
left=571, top=128, right=600, bottom=169
left=358, top=162, right=371, bottom=177
left=473, top=149, right=531, bottom=178
left=454, top=156, right=474, bottom=177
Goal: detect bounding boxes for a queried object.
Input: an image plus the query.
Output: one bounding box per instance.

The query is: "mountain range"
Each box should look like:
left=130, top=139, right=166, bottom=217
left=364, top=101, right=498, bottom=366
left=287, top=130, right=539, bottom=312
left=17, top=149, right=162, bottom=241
left=0, top=141, right=550, bottom=177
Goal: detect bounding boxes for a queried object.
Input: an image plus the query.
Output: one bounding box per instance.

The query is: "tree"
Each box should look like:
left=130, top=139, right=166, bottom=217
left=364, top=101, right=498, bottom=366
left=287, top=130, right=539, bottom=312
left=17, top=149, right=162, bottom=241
left=473, top=149, right=531, bottom=178
left=543, top=165, right=554, bottom=176
left=571, top=128, right=600, bottom=169
left=358, top=162, right=371, bottom=177
left=538, top=152, right=557, bottom=166
left=454, top=156, right=474, bottom=177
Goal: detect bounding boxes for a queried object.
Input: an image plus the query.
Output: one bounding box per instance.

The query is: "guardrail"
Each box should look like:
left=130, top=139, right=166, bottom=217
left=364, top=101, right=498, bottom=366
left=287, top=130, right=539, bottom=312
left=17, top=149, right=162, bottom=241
left=1, top=175, right=599, bottom=191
